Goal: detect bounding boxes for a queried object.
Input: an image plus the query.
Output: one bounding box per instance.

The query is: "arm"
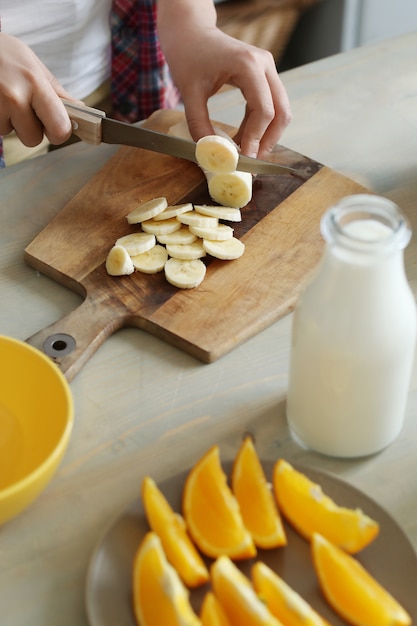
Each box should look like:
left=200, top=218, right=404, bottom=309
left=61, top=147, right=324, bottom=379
left=157, top=0, right=292, bottom=159
left=0, top=33, right=73, bottom=147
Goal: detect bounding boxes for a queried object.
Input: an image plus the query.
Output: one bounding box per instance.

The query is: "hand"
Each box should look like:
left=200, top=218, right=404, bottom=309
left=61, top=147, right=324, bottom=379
left=0, top=33, right=74, bottom=147
left=158, top=4, right=291, bottom=159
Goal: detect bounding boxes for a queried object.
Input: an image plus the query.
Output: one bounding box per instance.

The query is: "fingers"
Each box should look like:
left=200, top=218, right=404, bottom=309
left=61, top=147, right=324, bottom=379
left=0, top=35, right=73, bottom=147
left=181, top=88, right=216, bottom=143
left=231, top=48, right=292, bottom=159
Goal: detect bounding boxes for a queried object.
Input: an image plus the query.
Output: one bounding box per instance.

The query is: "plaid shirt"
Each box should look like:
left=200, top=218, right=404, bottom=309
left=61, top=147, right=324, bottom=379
left=0, top=0, right=180, bottom=168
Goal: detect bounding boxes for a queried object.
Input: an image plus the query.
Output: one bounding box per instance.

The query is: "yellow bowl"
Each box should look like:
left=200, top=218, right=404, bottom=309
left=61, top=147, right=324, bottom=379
left=0, top=335, right=73, bottom=524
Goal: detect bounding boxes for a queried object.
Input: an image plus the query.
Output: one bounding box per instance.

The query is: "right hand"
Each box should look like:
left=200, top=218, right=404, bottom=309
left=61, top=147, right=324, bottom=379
left=0, top=33, right=75, bottom=147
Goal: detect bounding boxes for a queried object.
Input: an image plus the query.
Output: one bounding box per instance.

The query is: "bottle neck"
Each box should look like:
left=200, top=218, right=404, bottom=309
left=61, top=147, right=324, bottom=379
left=320, top=194, right=411, bottom=261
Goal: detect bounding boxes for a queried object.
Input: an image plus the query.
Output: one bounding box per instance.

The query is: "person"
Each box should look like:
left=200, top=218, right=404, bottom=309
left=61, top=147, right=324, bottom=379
left=0, top=0, right=292, bottom=168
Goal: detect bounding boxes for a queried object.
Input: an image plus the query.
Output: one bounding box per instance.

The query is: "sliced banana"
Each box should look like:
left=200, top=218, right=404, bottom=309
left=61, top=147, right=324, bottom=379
left=206, top=171, right=252, bottom=209
left=194, top=204, right=242, bottom=222
left=115, top=232, right=156, bottom=255
left=126, top=196, right=168, bottom=224
left=164, top=258, right=206, bottom=289
left=141, top=217, right=181, bottom=236
left=189, top=223, right=233, bottom=241
left=105, top=245, right=135, bottom=276
left=131, top=245, right=168, bottom=274
left=157, top=227, right=197, bottom=245
left=178, top=211, right=218, bottom=229
left=166, top=241, right=206, bottom=260
left=203, top=237, right=245, bottom=260
left=153, top=203, right=193, bottom=221
left=195, top=135, right=239, bottom=174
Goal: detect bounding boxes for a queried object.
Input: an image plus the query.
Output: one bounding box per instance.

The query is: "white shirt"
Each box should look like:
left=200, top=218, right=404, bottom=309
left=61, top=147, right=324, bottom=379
left=2, top=0, right=113, bottom=98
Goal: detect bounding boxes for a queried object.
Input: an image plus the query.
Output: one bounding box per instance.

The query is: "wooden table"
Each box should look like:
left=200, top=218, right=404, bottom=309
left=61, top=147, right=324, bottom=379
left=1, top=32, right=417, bottom=626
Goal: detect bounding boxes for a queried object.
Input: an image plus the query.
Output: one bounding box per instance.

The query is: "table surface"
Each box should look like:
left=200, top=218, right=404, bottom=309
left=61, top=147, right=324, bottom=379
left=2, top=31, right=417, bottom=626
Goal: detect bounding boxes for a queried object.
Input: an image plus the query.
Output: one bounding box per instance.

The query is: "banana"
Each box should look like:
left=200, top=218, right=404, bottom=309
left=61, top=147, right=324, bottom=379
left=131, top=245, right=168, bottom=274
left=166, top=241, right=206, bottom=260
left=189, top=223, right=233, bottom=241
left=115, top=232, right=156, bottom=255
left=126, top=196, right=168, bottom=224
left=203, top=237, right=245, bottom=260
left=141, top=217, right=181, bottom=236
left=164, top=258, right=207, bottom=289
left=178, top=211, right=218, bottom=229
left=105, top=245, right=135, bottom=275
left=153, top=203, right=193, bottom=221
left=195, top=135, right=239, bottom=174
left=157, top=227, right=197, bottom=245
left=194, top=204, right=242, bottom=222
left=206, top=171, right=252, bottom=209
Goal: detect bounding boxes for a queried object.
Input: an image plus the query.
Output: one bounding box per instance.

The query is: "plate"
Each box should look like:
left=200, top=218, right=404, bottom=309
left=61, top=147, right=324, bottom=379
left=85, top=461, right=417, bottom=625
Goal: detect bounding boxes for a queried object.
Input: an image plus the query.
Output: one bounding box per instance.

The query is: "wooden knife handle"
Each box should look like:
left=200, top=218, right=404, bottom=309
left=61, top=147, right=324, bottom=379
left=61, top=98, right=106, bottom=145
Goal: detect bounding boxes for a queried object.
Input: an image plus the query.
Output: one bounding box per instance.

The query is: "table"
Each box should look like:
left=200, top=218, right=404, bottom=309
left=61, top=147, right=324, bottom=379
left=1, top=31, right=417, bottom=626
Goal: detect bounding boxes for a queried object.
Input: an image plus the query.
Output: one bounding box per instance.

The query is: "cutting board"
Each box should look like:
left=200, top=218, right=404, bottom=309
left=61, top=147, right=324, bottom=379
left=25, top=109, right=368, bottom=380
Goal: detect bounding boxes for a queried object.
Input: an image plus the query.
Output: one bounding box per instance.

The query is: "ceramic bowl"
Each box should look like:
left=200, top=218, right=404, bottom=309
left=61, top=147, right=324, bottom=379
left=0, top=335, right=73, bottom=524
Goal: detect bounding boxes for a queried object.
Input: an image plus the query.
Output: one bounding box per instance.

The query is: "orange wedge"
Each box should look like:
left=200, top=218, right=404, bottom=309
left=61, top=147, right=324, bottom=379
left=273, top=459, right=379, bottom=553
left=183, top=445, right=256, bottom=560
left=142, top=476, right=209, bottom=587
left=200, top=591, right=232, bottom=626
left=211, top=555, right=283, bottom=626
left=312, top=533, right=411, bottom=626
left=231, top=436, right=287, bottom=549
left=132, top=531, right=201, bottom=626
left=252, top=561, right=331, bottom=626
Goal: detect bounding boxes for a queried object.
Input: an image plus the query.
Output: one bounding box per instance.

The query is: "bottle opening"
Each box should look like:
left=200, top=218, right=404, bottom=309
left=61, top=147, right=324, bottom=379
left=321, top=194, right=411, bottom=252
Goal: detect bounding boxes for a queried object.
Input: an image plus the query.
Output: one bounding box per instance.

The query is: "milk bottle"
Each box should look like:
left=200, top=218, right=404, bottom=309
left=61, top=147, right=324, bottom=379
left=286, top=194, right=416, bottom=457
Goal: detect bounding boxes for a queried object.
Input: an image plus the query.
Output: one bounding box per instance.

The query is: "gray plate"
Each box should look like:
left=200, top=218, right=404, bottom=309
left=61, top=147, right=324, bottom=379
left=85, top=462, right=417, bottom=625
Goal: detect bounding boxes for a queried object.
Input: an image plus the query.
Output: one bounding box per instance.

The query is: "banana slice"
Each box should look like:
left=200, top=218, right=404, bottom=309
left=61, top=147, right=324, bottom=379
left=105, top=245, right=135, bottom=275
left=189, top=223, right=233, bottom=241
left=165, top=258, right=206, bottom=289
left=195, top=135, right=239, bottom=174
left=131, top=245, right=168, bottom=274
left=115, top=232, right=156, bottom=255
left=206, top=171, right=252, bottom=209
left=194, top=204, right=242, bottom=222
left=141, top=217, right=181, bottom=236
left=153, top=203, right=193, bottom=221
left=126, top=197, right=168, bottom=224
left=157, top=227, right=197, bottom=245
left=203, top=237, right=245, bottom=260
left=166, top=241, right=206, bottom=260
left=178, top=211, right=218, bottom=229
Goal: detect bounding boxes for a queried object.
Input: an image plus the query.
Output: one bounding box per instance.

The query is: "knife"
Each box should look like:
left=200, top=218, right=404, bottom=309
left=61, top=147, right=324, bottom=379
left=62, top=99, right=298, bottom=177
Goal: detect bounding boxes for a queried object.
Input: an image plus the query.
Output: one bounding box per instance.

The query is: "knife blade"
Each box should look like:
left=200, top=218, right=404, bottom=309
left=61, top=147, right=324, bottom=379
left=62, top=99, right=298, bottom=176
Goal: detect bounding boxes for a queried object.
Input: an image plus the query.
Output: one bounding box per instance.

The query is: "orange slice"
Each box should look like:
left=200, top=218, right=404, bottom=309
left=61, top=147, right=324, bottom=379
left=231, top=436, right=287, bottom=549
left=183, top=445, right=256, bottom=560
left=200, top=591, right=232, bottom=626
left=132, top=531, right=201, bottom=626
left=273, top=459, right=379, bottom=553
left=211, top=555, right=282, bottom=626
left=142, top=476, right=209, bottom=587
left=252, top=561, right=331, bottom=626
left=312, top=533, right=411, bottom=626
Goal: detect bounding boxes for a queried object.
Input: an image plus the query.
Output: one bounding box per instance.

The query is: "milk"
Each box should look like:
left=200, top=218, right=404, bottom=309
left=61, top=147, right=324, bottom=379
left=286, top=195, right=417, bottom=457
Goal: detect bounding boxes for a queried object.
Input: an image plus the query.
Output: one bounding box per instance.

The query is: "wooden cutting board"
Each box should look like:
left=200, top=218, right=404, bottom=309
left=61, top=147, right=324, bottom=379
left=25, top=109, right=368, bottom=380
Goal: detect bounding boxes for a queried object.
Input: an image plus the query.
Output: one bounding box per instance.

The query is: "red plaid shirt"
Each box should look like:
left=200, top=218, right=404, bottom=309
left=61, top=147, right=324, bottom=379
left=0, top=0, right=180, bottom=168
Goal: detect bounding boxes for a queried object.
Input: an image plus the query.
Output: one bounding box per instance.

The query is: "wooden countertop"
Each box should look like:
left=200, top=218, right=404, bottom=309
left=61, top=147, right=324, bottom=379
left=1, top=31, right=417, bottom=626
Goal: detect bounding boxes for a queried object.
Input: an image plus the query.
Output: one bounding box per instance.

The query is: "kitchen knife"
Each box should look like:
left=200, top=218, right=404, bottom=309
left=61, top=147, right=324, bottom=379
left=62, top=99, right=298, bottom=177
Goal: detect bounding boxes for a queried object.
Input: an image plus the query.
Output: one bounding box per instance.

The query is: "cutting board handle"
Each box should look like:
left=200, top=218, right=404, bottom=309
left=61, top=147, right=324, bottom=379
left=25, top=295, right=128, bottom=382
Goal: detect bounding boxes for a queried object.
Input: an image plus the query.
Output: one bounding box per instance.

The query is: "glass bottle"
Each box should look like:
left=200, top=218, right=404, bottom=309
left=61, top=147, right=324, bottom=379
left=286, top=194, right=416, bottom=457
